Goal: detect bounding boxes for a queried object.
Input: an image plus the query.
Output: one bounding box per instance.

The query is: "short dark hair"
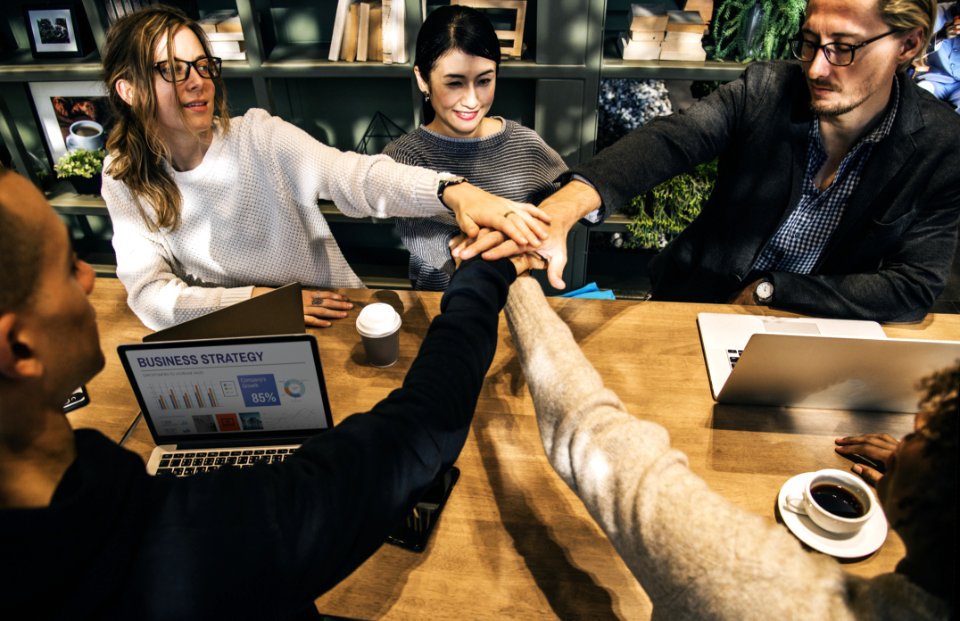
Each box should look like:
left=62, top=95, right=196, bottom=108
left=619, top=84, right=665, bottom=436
left=896, top=362, right=958, bottom=608
left=415, top=5, right=501, bottom=124
left=0, top=169, right=42, bottom=313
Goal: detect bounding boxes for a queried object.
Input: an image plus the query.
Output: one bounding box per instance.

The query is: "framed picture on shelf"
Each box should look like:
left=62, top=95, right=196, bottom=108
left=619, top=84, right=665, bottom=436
left=22, top=3, right=91, bottom=58
left=28, top=81, right=115, bottom=163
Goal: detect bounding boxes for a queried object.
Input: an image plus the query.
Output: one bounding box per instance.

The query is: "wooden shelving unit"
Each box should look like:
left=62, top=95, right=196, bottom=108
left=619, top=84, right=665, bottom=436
left=2, top=0, right=746, bottom=291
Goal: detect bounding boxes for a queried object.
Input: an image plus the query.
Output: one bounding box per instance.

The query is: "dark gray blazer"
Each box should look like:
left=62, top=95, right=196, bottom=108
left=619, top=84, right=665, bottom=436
left=572, top=61, right=960, bottom=322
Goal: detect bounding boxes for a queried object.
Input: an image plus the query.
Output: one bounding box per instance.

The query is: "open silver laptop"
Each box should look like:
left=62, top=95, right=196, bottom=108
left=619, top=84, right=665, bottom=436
left=118, top=334, right=333, bottom=475
left=697, top=313, right=960, bottom=412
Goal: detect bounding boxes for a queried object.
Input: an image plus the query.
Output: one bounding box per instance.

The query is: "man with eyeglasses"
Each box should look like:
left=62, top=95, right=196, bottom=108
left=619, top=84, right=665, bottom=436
left=462, top=0, right=960, bottom=322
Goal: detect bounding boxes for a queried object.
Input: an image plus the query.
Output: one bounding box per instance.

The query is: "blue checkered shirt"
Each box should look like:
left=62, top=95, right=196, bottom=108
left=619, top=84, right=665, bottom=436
left=753, top=81, right=900, bottom=274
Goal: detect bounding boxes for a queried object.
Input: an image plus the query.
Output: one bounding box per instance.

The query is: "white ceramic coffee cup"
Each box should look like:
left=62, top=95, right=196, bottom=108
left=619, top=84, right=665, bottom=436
left=68, top=120, right=104, bottom=151
left=785, top=468, right=875, bottom=535
left=356, top=303, right=401, bottom=367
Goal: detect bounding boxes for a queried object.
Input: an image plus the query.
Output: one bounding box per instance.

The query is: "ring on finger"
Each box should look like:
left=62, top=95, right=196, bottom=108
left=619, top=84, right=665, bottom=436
left=503, top=210, right=516, bottom=218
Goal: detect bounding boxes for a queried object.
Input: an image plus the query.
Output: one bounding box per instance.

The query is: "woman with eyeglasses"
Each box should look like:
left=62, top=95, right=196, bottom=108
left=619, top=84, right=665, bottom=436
left=100, top=5, right=549, bottom=330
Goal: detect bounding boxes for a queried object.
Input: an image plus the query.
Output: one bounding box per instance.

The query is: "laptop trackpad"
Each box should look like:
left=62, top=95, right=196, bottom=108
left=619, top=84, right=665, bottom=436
left=761, top=319, right=821, bottom=335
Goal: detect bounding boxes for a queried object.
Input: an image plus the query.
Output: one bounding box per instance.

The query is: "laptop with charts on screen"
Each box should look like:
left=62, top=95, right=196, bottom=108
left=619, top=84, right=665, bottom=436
left=117, top=334, right=333, bottom=476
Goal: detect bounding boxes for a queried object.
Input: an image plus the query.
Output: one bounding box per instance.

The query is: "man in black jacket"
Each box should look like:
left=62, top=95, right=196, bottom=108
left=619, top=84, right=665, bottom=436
left=0, top=168, right=537, bottom=619
left=461, top=0, right=960, bottom=322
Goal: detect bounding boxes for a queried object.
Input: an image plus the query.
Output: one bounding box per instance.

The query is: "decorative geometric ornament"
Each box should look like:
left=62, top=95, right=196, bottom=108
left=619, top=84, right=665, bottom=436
left=355, top=111, right=407, bottom=154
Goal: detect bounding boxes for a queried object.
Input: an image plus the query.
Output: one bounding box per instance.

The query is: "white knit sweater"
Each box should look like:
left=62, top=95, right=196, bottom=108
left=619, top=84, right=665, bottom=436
left=103, top=109, right=449, bottom=330
left=504, top=277, right=949, bottom=620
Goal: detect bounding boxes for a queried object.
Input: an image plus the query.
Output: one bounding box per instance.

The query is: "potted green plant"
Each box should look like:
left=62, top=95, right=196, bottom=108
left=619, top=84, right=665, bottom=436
left=620, top=160, right=717, bottom=250
left=55, top=147, right=105, bottom=195
left=706, top=0, right=807, bottom=62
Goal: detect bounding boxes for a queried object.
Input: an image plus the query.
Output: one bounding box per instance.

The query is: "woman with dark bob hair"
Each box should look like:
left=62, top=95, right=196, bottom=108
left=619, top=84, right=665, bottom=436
left=384, top=5, right=566, bottom=290
left=100, top=4, right=549, bottom=329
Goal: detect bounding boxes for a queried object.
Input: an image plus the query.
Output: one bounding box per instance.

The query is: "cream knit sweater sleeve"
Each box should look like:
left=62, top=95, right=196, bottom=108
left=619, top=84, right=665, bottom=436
left=504, top=277, right=944, bottom=620
left=103, top=110, right=449, bottom=330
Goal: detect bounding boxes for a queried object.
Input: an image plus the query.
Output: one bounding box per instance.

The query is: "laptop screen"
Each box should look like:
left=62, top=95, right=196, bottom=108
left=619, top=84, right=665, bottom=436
left=118, top=334, right=334, bottom=446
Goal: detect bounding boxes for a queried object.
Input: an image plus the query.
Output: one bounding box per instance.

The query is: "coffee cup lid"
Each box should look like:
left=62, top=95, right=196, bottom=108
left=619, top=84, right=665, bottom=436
left=356, top=303, right=401, bottom=338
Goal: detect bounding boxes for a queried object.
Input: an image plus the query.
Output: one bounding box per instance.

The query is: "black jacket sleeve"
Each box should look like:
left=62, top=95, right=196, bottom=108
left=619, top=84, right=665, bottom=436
left=127, top=258, right=517, bottom=619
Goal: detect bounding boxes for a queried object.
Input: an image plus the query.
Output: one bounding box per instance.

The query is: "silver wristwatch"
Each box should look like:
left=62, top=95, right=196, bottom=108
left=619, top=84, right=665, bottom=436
left=754, top=279, right=775, bottom=305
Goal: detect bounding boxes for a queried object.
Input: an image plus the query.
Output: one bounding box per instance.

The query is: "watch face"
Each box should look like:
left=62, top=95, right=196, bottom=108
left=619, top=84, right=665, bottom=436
left=757, top=281, right=774, bottom=301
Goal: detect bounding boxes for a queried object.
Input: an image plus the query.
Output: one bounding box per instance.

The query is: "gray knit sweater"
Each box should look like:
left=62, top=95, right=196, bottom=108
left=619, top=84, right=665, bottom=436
left=383, top=119, right=566, bottom=290
left=103, top=109, right=450, bottom=330
left=504, top=277, right=949, bottom=620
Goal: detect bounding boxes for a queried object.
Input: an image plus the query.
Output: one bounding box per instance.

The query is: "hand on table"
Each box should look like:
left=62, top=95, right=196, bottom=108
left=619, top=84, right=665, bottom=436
left=834, top=433, right=899, bottom=485
left=253, top=287, right=353, bottom=328
left=302, top=290, right=353, bottom=328
left=441, top=182, right=551, bottom=249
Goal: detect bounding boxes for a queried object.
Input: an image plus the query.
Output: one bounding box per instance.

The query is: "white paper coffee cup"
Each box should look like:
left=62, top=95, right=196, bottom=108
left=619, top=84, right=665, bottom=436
left=356, top=303, right=401, bottom=367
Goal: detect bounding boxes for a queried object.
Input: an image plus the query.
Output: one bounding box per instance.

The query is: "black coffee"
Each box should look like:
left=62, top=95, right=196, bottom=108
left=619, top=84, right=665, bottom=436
left=811, top=483, right=865, bottom=518
left=73, top=125, right=100, bottom=137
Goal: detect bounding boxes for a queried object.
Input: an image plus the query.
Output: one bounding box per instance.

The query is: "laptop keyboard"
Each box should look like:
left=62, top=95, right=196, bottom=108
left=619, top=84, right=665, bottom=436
left=727, top=349, right=744, bottom=368
left=155, top=447, right=299, bottom=477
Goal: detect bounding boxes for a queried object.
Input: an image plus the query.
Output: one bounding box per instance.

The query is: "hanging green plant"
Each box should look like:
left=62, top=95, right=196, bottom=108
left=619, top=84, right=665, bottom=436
left=706, top=0, right=806, bottom=62
left=620, top=160, right=718, bottom=250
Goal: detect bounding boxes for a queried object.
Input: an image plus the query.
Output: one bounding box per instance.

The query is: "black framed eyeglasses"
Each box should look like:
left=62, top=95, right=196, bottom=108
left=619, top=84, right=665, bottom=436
left=791, top=30, right=900, bottom=66
left=153, top=56, right=222, bottom=82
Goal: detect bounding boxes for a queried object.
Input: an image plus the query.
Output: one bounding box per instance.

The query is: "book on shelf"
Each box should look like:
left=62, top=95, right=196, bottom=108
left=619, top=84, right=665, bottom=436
left=328, top=0, right=398, bottom=64
left=660, top=25, right=706, bottom=62
left=198, top=11, right=246, bottom=60
left=618, top=34, right=661, bottom=61
left=341, top=2, right=361, bottom=62
left=215, top=15, right=243, bottom=34
left=629, top=29, right=665, bottom=43
left=391, top=0, right=407, bottom=64
left=666, top=10, right=708, bottom=34
left=209, top=35, right=246, bottom=61
left=368, top=1, right=383, bottom=62
left=683, top=0, right=714, bottom=24
left=104, top=0, right=118, bottom=24
left=357, top=2, right=371, bottom=62
left=328, top=0, right=354, bottom=62
left=106, top=0, right=160, bottom=24
left=382, top=0, right=395, bottom=64
left=661, top=31, right=705, bottom=48
left=208, top=37, right=246, bottom=60
left=198, top=10, right=242, bottom=34
left=659, top=48, right=707, bottom=61
left=629, top=3, right=669, bottom=33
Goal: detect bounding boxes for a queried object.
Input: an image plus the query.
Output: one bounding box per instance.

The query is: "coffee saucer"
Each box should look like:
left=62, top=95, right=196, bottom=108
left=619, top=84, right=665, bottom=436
left=777, top=472, right=888, bottom=559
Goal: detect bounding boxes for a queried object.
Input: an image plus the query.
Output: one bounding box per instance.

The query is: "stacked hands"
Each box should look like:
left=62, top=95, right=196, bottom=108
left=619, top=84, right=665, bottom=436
left=284, top=182, right=573, bottom=327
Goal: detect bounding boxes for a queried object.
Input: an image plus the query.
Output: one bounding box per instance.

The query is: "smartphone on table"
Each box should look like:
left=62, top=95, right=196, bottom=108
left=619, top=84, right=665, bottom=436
left=386, top=466, right=460, bottom=552
left=63, top=385, right=90, bottom=413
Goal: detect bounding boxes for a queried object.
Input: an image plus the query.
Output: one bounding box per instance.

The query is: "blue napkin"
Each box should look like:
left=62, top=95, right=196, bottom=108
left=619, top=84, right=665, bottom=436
left=559, top=282, right=616, bottom=300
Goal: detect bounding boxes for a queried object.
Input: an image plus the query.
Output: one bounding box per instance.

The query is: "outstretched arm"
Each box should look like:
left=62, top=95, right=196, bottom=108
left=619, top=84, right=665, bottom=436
left=505, top=278, right=858, bottom=618
left=140, top=259, right=520, bottom=618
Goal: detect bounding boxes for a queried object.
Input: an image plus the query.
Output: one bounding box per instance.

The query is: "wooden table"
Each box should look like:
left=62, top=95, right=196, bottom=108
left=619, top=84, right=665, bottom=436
left=77, top=278, right=960, bottom=620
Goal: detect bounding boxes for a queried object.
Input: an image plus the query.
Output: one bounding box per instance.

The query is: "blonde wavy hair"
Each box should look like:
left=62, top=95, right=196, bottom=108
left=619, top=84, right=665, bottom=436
left=102, top=5, right=230, bottom=231
left=877, top=0, right=937, bottom=68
